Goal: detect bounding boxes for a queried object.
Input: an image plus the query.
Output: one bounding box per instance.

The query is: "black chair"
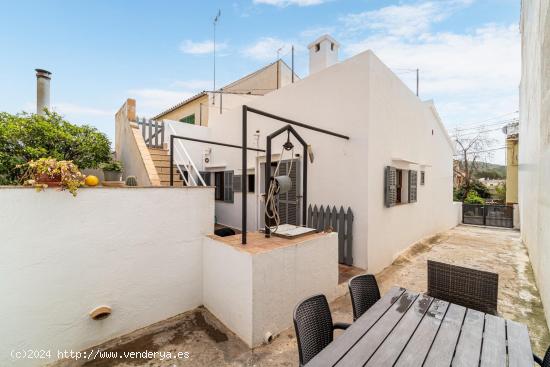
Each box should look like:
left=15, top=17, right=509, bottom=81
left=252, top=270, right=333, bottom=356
left=427, top=260, right=499, bottom=315
left=348, top=274, right=381, bottom=321
left=534, top=345, right=550, bottom=366
left=293, top=294, right=350, bottom=366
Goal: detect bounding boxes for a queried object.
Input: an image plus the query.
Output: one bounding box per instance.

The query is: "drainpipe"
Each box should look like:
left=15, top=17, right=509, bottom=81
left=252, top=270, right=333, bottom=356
left=35, top=69, right=52, bottom=115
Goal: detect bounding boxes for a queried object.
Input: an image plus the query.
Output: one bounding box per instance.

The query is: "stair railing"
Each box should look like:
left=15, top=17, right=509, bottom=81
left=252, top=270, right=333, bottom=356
left=167, top=123, right=206, bottom=187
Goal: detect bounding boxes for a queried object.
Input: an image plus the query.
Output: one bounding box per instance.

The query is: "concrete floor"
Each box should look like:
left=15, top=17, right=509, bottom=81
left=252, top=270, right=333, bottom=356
left=53, top=225, right=550, bottom=366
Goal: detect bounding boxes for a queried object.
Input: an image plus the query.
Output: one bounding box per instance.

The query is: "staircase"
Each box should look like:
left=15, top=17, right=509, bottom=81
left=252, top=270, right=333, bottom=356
left=148, top=147, right=184, bottom=186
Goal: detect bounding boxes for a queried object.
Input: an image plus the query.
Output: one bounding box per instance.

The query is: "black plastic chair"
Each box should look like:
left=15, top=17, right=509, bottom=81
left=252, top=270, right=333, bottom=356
left=348, top=274, right=381, bottom=321
left=427, top=260, right=499, bottom=315
left=534, top=345, right=550, bottom=366
left=293, top=294, right=350, bottom=366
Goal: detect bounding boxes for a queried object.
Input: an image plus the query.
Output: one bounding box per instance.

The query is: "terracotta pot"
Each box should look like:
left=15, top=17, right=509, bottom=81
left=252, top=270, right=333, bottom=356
left=37, top=173, right=62, bottom=187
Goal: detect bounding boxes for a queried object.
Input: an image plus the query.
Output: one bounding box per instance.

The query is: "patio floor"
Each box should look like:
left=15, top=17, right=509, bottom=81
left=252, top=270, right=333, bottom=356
left=53, top=225, right=550, bottom=366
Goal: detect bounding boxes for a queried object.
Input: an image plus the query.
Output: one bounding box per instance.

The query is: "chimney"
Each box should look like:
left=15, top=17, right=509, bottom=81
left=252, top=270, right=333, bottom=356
left=35, top=69, right=52, bottom=115
left=307, top=34, right=339, bottom=75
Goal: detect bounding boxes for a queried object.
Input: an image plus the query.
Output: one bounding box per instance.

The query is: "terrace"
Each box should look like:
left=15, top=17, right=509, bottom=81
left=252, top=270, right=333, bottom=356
left=52, top=224, right=550, bottom=366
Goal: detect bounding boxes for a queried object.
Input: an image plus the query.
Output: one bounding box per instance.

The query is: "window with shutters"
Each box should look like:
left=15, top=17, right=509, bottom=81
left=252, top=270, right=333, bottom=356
left=420, top=171, right=425, bottom=185
left=224, top=171, right=234, bottom=203
left=384, top=166, right=397, bottom=207
left=408, top=170, right=418, bottom=203
left=396, top=169, right=403, bottom=204
left=214, top=172, right=224, bottom=201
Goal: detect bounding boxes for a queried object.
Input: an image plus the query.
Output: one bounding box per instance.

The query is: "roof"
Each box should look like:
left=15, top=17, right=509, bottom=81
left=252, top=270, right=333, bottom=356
left=153, top=60, right=299, bottom=120
left=152, top=91, right=207, bottom=120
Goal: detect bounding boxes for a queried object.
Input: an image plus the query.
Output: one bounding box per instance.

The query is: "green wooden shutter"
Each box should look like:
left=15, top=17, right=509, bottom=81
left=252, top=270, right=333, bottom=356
left=408, top=170, right=418, bottom=203
left=384, top=166, right=397, bottom=208
left=224, top=171, right=234, bottom=203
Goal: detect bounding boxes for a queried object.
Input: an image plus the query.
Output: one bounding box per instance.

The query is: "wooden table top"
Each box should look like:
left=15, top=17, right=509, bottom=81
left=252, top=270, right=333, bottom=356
left=306, top=287, right=534, bottom=367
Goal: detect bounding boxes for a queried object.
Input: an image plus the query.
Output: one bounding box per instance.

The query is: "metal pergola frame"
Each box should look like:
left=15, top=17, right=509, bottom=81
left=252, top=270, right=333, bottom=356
left=241, top=105, right=349, bottom=245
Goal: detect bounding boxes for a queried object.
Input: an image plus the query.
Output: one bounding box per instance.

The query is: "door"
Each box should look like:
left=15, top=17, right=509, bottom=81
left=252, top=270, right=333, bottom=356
left=259, top=158, right=301, bottom=228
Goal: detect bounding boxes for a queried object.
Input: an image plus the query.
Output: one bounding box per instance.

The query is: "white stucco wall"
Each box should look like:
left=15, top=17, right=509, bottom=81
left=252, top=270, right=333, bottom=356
left=159, top=49, right=458, bottom=272
left=519, top=0, right=550, bottom=330
left=202, top=233, right=338, bottom=347
left=364, top=53, right=459, bottom=272
left=0, top=187, right=214, bottom=366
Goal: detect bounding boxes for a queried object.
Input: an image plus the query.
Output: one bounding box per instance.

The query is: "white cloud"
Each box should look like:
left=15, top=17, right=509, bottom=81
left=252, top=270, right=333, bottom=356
left=179, top=40, right=227, bottom=55
left=340, top=0, right=474, bottom=38
left=253, top=0, right=327, bottom=7
left=242, top=37, right=301, bottom=61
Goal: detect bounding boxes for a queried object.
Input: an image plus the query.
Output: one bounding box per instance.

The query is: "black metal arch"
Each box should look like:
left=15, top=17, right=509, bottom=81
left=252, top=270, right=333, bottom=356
left=242, top=105, right=349, bottom=245
left=264, top=124, right=308, bottom=238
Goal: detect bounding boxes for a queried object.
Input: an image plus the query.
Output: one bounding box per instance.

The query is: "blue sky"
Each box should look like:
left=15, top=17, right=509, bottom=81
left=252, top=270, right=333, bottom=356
left=0, top=0, right=520, bottom=163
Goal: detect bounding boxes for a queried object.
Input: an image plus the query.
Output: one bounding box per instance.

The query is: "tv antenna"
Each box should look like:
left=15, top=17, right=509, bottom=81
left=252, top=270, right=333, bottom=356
left=213, top=9, right=221, bottom=104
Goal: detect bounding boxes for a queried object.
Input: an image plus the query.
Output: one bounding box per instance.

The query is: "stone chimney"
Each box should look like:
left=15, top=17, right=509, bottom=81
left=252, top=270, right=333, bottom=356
left=35, top=69, right=52, bottom=115
left=307, top=35, right=339, bottom=75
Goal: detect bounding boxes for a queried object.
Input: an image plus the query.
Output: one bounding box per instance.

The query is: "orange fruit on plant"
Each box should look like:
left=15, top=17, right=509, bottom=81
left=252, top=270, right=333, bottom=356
left=85, top=175, right=99, bottom=186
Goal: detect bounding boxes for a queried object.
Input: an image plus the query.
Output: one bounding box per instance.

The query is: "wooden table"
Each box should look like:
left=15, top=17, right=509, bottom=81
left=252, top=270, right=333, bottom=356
left=306, top=287, right=534, bottom=366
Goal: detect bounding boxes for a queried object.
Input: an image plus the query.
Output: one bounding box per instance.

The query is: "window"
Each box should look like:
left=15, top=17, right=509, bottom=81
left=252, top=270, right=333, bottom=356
left=420, top=171, right=425, bottom=185
left=179, top=113, right=195, bottom=124
left=248, top=174, right=255, bottom=193
left=331, top=42, right=335, bottom=51
left=396, top=169, right=403, bottom=204
left=408, top=170, right=418, bottom=203
left=199, top=172, right=211, bottom=186
left=315, top=43, right=320, bottom=52
left=223, top=171, right=234, bottom=203
left=214, top=172, right=224, bottom=201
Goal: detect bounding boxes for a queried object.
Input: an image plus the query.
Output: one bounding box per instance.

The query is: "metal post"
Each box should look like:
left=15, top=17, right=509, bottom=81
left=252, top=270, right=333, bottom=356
left=242, top=105, right=248, bottom=245
left=416, top=68, right=419, bottom=97
left=170, top=136, right=174, bottom=187
left=265, top=137, right=272, bottom=238
left=302, top=145, right=307, bottom=226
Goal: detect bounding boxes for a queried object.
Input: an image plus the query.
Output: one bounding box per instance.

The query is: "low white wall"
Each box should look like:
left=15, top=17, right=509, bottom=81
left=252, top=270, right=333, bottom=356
left=251, top=233, right=338, bottom=346
left=202, top=238, right=253, bottom=344
left=0, top=187, right=214, bottom=366
left=202, top=233, right=338, bottom=347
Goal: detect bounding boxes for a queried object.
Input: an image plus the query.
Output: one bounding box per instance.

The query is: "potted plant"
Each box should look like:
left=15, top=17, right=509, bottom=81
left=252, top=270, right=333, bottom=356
left=18, top=157, right=85, bottom=196
left=100, top=160, right=123, bottom=181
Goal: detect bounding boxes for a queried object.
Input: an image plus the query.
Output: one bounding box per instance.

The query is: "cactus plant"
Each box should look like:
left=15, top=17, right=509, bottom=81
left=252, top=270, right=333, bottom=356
left=125, top=176, right=138, bottom=187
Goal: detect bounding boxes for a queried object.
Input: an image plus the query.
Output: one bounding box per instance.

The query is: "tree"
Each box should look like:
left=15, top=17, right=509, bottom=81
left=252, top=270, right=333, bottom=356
left=453, top=127, right=497, bottom=200
left=0, top=110, right=111, bottom=184
left=464, top=190, right=485, bottom=204
left=495, top=183, right=506, bottom=202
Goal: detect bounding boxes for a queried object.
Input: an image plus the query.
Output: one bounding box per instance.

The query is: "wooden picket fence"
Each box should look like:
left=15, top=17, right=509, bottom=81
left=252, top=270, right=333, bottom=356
left=137, top=117, right=164, bottom=149
left=307, top=204, right=354, bottom=266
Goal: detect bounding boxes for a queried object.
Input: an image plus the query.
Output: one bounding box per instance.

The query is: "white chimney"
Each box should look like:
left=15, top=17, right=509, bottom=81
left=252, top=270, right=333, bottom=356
left=35, top=69, right=52, bottom=115
left=307, top=34, right=339, bottom=75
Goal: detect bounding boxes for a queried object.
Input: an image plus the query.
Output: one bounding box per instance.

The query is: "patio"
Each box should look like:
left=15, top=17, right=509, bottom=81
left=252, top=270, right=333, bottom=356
left=53, top=225, right=550, bottom=366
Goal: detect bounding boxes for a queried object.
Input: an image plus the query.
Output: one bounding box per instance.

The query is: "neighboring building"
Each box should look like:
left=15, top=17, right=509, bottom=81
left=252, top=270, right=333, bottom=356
left=503, top=123, right=519, bottom=204
left=116, top=34, right=460, bottom=273
left=519, top=0, right=550, bottom=330
left=152, top=60, right=298, bottom=126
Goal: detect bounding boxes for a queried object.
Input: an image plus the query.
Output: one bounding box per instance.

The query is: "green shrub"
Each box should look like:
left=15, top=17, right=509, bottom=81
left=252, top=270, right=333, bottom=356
left=0, top=110, right=111, bottom=184
left=464, top=190, right=485, bottom=204
left=100, top=159, right=123, bottom=172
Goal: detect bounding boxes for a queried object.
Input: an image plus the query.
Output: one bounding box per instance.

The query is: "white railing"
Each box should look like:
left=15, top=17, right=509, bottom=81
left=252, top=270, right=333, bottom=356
left=167, top=123, right=206, bottom=186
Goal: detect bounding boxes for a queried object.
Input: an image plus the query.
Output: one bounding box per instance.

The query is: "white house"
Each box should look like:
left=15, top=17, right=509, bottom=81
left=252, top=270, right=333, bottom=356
left=120, top=35, right=460, bottom=273
left=519, top=0, right=550, bottom=331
